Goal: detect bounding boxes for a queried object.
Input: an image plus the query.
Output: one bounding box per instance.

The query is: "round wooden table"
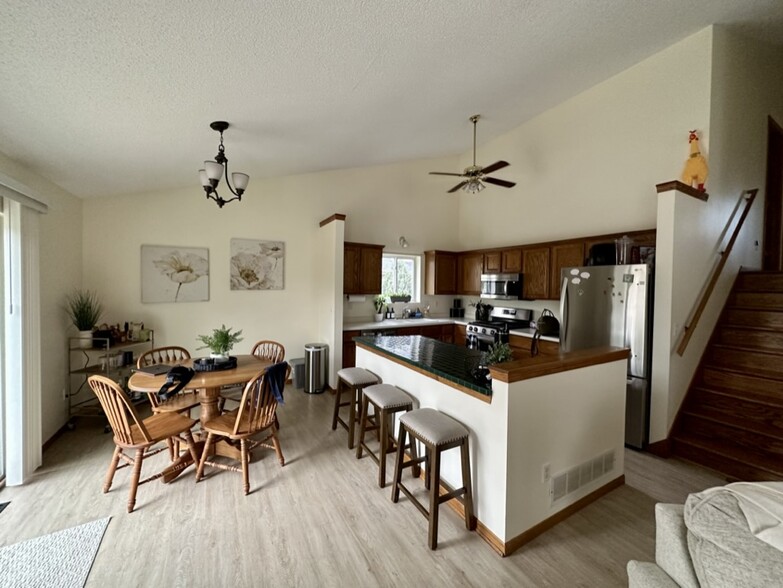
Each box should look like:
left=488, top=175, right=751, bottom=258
left=128, top=354, right=272, bottom=481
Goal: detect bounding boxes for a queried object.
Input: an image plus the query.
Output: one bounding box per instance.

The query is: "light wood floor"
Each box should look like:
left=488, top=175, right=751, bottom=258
left=0, top=390, right=725, bottom=587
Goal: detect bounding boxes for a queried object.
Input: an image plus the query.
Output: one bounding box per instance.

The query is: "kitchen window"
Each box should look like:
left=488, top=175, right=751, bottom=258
left=382, top=253, right=421, bottom=303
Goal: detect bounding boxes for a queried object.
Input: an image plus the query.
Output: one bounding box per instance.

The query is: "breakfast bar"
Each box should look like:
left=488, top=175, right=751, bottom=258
left=355, top=335, right=629, bottom=556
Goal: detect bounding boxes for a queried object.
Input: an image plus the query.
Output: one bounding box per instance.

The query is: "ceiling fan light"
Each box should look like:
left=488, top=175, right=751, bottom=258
left=232, top=172, right=249, bottom=191
left=462, top=179, right=485, bottom=194
left=205, top=160, right=223, bottom=181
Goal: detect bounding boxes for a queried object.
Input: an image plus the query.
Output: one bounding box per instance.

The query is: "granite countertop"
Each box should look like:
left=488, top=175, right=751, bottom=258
left=354, top=335, right=492, bottom=395
left=345, top=317, right=469, bottom=331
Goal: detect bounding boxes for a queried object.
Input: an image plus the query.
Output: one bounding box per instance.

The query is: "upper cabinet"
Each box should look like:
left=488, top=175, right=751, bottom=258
left=458, top=252, right=483, bottom=295
left=483, top=248, right=522, bottom=274
left=522, top=246, right=550, bottom=299
left=424, top=251, right=458, bottom=295
left=549, top=242, right=585, bottom=301
left=344, top=242, right=384, bottom=295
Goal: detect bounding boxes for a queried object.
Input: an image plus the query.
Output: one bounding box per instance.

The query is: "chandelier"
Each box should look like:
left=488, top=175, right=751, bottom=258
left=198, top=121, right=250, bottom=208
left=462, top=178, right=485, bottom=194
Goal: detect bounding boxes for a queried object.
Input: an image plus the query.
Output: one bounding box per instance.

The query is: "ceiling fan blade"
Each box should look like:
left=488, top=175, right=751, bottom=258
left=480, top=160, right=510, bottom=175
left=483, top=177, right=516, bottom=188
left=448, top=181, right=468, bottom=193
left=429, top=172, right=465, bottom=177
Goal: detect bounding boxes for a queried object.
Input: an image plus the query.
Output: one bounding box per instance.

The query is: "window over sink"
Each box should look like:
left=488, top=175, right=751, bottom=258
left=382, top=253, right=421, bottom=303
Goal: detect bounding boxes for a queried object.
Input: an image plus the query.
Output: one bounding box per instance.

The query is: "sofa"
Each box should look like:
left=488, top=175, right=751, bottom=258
left=627, top=483, right=783, bottom=587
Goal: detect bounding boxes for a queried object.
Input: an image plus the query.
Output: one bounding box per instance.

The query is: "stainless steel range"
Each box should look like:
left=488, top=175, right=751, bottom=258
left=466, top=306, right=533, bottom=351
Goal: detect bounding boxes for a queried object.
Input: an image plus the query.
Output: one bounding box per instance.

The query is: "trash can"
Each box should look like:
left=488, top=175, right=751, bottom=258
left=289, top=358, right=305, bottom=389
left=304, top=343, right=328, bottom=394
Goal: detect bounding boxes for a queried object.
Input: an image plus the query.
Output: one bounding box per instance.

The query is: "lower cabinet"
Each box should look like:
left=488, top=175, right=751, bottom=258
left=454, top=324, right=467, bottom=347
left=342, top=330, right=360, bottom=368
left=509, top=334, right=559, bottom=356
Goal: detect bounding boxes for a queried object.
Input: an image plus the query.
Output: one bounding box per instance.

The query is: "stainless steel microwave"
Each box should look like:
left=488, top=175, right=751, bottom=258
left=480, top=273, right=523, bottom=300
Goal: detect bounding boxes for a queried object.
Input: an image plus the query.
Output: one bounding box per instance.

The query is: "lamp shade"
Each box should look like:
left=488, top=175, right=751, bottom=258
left=232, top=172, right=249, bottom=191
left=205, top=160, right=223, bottom=181
left=198, top=169, right=210, bottom=188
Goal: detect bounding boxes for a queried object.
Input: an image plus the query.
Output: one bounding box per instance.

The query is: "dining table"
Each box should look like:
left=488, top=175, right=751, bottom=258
left=128, top=354, right=272, bottom=482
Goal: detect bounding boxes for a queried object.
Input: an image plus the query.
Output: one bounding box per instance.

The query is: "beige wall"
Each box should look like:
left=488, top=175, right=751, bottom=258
left=0, top=152, right=83, bottom=442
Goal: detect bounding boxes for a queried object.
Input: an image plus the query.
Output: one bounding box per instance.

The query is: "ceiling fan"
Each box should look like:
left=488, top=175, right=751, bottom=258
left=429, top=114, right=516, bottom=194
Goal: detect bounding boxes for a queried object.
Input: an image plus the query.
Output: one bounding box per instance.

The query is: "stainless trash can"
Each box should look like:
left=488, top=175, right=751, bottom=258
left=289, top=358, right=305, bottom=389
left=304, top=343, right=328, bottom=394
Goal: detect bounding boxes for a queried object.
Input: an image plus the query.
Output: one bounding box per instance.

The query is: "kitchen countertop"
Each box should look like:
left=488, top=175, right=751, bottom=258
left=344, top=317, right=558, bottom=343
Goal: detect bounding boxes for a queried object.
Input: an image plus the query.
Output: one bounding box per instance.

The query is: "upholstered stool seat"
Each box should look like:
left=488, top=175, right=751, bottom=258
left=332, top=367, right=380, bottom=449
left=391, top=407, right=475, bottom=550
left=356, top=384, right=414, bottom=487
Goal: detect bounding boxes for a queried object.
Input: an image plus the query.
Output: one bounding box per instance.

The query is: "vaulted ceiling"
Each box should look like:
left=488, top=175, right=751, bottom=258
left=1, top=1, right=781, bottom=198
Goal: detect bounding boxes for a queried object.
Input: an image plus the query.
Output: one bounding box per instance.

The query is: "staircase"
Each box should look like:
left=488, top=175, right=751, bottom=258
left=670, top=271, right=783, bottom=481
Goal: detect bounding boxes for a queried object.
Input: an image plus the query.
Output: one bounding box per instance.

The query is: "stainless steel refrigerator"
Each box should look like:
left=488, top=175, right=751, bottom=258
left=559, top=264, right=653, bottom=449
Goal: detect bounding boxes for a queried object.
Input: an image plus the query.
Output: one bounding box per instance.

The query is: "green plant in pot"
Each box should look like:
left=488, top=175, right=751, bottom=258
left=197, top=325, right=243, bottom=360
left=373, top=295, right=386, bottom=322
left=472, top=342, right=513, bottom=385
left=66, top=289, right=103, bottom=348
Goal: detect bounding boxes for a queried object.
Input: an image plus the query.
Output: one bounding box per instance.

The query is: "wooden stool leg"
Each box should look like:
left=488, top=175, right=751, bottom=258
left=428, top=447, right=441, bottom=550
left=424, top=447, right=431, bottom=490
left=410, top=430, right=420, bottom=479
left=347, top=386, right=358, bottom=450
left=331, top=379, right=343, bottom=430
left=103, top=446, right=121, bottom=493
left=461, top=438, right=476, bottom=531
left=356, top=395, right=369, bottom=459
left=127, top=448, right=145, bottom=513
left=378, top=407, right=387, bottom=488
left=391, top=423, right=407, bottom=503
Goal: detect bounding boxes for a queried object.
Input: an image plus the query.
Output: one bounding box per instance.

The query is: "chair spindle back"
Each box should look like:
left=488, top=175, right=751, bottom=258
left=88, top=375, right=151, bottom=445
left=251, top=340, right=285, bottom=364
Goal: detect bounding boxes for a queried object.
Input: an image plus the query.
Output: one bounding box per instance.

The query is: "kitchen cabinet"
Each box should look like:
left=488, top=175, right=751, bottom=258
left=424, top=251, right=458, bottom=295
left=440, top=324, right=455, bottom=344
left=342, top=330, right=360, bottom=368
left=508, top=334, right=559, bottom=356
left=420, top=325, right=443, bottom=340
left=483, top=248, right=522, bottom=274
left=458, top=252, right=483, bottom=295
left=522, top=246, right=550, bottom=299
left=344, top=242, right=384, bottom=295
left=549, top=242, right=585, bottom=300
left=454, top=324, right=467, bottom=347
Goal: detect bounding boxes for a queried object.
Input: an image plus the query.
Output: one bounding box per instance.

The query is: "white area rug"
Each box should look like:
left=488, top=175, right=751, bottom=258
left=0, top=517, right=110, bottom=587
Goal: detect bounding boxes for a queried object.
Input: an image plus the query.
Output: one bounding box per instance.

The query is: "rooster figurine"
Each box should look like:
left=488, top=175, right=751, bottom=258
left=680, top=129, right=708, bottom=191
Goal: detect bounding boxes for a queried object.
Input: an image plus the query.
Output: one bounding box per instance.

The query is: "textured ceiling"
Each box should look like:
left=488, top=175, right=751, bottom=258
left=0, top=0, right=781, bottom=198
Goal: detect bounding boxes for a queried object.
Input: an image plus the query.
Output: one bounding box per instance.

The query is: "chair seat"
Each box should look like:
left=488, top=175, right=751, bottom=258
left=128, top=412, right=197, bottom=446
left=202, top=411, right=275, bottom=440
left=337, top=367, right=379, bottom=387
left=363, top=384, right=413, bottom=410
left=151, top=392, right=200, bottom=413
left=399, top=408, right=469, bottom=447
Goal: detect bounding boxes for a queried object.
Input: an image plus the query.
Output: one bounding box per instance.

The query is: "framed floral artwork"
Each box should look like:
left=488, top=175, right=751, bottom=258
left=141, top=245, right=209, bottom=303
left=230, top=239, right=284, bottom=290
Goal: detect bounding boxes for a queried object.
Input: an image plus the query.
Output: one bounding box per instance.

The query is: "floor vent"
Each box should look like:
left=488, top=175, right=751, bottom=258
left=550, top=450, right=615, bottom=504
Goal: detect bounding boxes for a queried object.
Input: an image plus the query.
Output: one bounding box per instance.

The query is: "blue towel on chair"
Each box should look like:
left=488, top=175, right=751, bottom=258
left=267, top=361, right=288, bottom=405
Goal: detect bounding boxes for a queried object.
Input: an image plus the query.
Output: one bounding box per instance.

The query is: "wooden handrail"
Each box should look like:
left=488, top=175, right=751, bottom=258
left=676, top=188, right=758, bottom=356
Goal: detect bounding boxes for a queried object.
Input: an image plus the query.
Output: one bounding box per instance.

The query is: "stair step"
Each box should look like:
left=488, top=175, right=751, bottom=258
left=700, top=366, right=783, bottom=402
left=677, top=413, right=783, bottom=459
left=708, top=344, right=783, bottom=379
left=730, top=291, right=783, bottom=309
left=736, top=272, right=783, bottom=292
left=716, top=325, right=783, bottom=350
left=671, top=433, right=783, bottom=482
left=683, top=387, right=783, bottom=436
left=723, top=308, right=783, bottom=329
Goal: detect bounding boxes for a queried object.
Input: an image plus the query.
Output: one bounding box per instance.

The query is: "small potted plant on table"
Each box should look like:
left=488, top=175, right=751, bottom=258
left=197, top=325, right=243, bottom=361
left=66, top=289, right=103, bottom=348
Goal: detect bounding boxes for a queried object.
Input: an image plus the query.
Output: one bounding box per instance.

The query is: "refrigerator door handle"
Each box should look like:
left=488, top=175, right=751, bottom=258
left=560, top=276, right=569, bottom=345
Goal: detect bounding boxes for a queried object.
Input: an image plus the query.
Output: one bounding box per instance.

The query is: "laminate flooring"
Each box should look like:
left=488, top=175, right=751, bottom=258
left=0, top=389, right=726, bottom=587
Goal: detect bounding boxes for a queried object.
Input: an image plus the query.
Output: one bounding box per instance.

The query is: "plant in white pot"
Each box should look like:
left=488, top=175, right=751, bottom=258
left=373, top=295, right=386, bottom=322
left=197, top=325, right=243, bottom=361
left=66, top=290, right=103, bottom=348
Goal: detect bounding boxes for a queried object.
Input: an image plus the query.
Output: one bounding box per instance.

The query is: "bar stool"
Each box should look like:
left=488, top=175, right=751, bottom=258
left=332, top=367, right=380, bottom=449
left=356, top=384, right=414, bottom=487
left=391, top=407, right=476, bottom=550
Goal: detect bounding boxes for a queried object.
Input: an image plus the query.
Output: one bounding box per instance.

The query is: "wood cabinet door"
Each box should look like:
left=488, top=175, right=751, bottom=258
left=454, top=324, right=467, bottom=347
left=502, top=248, right=523, bottom=273
left=343, top=245, right=360, bottom=294
left=458, top=252, right=483, bottom=295
left=550, top=242, right=585, bottom=300
left=483, top=251, right=502, bottom=273
left=522, top=247, right=550, bottom=299
left=396, top=327, right=420, bottom=336
left=342, top=330, right=360, bottom=368
left=425, top=251, right=458, bottom=295
left=359, top=246, right=383, bottom=294
left=420, top=325, right=442, bottom=339
left=441, top=324, right=455, bottom=344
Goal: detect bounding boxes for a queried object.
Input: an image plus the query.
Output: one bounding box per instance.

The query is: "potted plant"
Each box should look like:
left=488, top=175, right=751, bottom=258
left=66, top=289, right=103, bottom=348
left=471, top=342, right=513, bottom=384
left=390, top=293, right=411, bottom=303
left=373, top=295, right=386, bottom=322
left=197, top=325, right=243, bottom=361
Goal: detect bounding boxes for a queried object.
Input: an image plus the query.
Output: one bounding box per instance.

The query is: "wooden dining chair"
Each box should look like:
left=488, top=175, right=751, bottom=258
left=218, top=339, right=286, bottom=412
left=196, top=364, right=287, bottom=495
left=88, top=375, right=199, bottom=513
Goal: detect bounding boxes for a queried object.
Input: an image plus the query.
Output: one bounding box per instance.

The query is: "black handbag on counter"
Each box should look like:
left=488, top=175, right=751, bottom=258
left=531, top=309, right=560, bottom=357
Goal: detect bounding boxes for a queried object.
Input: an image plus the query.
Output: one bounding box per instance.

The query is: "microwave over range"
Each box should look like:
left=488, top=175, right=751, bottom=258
left=480, top=273, right=523, bottom=300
